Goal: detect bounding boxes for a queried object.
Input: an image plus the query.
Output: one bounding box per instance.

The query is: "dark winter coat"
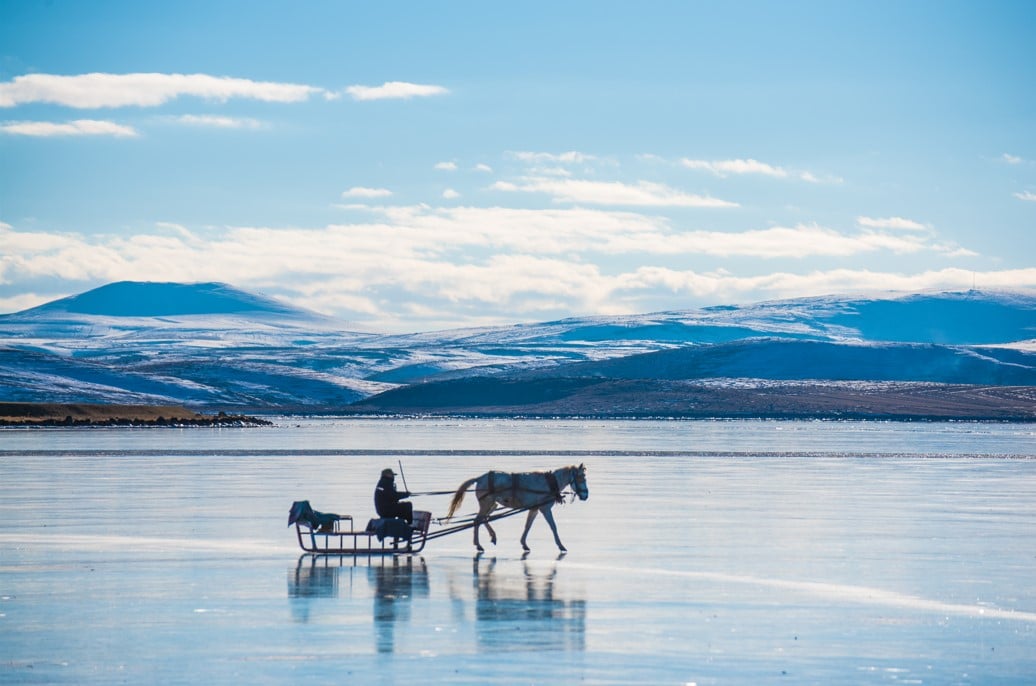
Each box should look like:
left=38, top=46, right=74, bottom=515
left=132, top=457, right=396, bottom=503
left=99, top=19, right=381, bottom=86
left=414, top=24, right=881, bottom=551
left=374, top=476, right=410, bottom=518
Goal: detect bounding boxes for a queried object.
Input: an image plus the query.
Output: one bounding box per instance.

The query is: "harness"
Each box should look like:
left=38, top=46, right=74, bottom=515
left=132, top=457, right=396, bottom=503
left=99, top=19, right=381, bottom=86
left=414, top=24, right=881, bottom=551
left=485, top=470, right=564, bottom=505
left=545, top=471, right=562, bottom=504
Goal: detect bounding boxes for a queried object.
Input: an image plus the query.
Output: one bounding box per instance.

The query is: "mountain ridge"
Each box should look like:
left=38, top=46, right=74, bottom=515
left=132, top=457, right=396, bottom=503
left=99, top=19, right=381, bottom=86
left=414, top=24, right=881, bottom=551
left=1, top=282, right=1034, bottom=418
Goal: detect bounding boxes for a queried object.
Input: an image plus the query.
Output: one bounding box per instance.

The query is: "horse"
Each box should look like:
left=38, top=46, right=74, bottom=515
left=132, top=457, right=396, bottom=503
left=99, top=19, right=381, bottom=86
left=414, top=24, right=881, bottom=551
left=444, top=464, right=588, bottom=553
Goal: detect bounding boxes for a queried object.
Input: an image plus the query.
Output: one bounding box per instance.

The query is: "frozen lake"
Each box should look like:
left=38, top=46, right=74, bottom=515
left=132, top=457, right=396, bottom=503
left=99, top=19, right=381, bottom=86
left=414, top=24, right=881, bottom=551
left=2, top=419, right=1035, bottom=684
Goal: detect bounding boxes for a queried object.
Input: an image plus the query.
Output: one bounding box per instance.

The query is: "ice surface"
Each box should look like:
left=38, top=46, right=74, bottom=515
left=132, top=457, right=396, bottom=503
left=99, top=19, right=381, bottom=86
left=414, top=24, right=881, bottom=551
left=1, top=419, right=1035, bottom=684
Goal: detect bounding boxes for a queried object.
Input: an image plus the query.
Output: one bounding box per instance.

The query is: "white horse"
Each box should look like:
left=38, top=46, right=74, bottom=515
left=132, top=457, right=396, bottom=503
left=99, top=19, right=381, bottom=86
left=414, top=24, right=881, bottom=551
left=445, top=464, right=588, bottom=552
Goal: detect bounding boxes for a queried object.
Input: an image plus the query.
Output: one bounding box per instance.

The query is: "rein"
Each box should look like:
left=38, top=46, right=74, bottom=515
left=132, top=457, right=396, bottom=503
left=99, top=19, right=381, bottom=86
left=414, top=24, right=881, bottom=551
left=438, top=491, right=568, bottom=525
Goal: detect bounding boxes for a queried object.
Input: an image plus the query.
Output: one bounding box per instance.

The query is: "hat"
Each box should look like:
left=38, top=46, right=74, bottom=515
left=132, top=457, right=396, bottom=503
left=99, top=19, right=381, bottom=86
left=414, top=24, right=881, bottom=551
left=381, top=468, right=395, bottom=478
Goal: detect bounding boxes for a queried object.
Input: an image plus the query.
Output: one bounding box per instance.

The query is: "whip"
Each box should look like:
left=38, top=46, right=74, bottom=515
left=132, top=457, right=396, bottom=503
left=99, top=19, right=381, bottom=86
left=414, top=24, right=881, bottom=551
left=397, top=459, right=410, bottom=494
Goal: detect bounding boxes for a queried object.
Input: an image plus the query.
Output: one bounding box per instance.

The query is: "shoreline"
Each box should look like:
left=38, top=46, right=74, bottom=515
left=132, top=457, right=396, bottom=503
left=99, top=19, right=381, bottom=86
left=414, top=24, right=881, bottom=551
left=0, top=402, right=271, bottom=427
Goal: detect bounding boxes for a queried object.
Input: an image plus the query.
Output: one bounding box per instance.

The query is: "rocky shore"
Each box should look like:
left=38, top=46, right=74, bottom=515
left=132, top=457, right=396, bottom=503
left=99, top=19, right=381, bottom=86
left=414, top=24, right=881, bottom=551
left=0, top=403, right=271, bottom=427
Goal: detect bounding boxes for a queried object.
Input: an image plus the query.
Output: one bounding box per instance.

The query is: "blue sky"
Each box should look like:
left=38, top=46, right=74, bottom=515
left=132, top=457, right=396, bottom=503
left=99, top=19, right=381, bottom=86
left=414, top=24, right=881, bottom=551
left=1, top=1, right=1034, bottom=332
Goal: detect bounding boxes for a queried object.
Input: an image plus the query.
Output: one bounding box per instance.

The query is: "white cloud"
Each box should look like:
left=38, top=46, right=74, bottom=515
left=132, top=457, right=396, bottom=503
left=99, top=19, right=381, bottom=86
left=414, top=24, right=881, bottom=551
left=367, top=204, right=664, bottom=255
left=474, top=163, right=493, bottom=173
left=617, top=266, right=1036, bottom=303
left=683, top=157, right=789, bottom=178
left=342, top=187, right=393, bottom=198
left=0, top=72, right=326, bottom=108
left=344, top=81, right=449, bottom=101
left=492, top=177, right=738, bottom=208
left=0, top=291, right=55, bottom=313
left=442, top=188, right=460, bottom=199
left=529, top=166, right=573, bottom=177
left=435, top=161, right=458, bottom=171
left=0, top=119, right=138, bottom=137
left=662, top=224, right=928, bottom=258
left=175, top=114, right=262, bottom=129
left=2, top=209, right=965, bottom=270
left=1014, top=191, right=1036, bottom=202
left=681, top=157, right=834, bottom=183
left=509, top=151, right=596, bottom=165
left=1002, top=153, right=1023, bottom=164
left=856, top=216, right=928, bottom=231
left=0, top=213, right=1014, bottom=331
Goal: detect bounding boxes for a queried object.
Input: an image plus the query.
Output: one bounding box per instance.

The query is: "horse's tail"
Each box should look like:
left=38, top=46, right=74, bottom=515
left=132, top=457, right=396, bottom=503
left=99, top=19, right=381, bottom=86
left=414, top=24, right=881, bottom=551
left=445, top=476, right=479, bottom=519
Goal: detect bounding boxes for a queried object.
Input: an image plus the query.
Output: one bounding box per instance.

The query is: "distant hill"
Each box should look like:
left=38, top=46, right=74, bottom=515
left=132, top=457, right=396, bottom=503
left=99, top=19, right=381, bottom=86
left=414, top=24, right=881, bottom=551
left=344, top=378, right=1036, bottom=420
left=1, top=283, right=1033, bottom=417
left=0, top=281, right=372, bottom=410
left=524, top=290, right=1036, bottom=347
left=548, top=338, right=1036, bottom=385
left=346, top=337, right=1036, bottom=418
left=13, top=281, right=314, bottom=319
left=791, top=291, right=1036, bottom=345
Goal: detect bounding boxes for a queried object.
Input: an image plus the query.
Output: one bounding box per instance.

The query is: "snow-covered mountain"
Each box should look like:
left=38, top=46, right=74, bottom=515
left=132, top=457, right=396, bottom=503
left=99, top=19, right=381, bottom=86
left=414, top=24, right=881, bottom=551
left=0, top=282, right=376, bottom=408
left=24, top=281, right=312, bottom=319
left=1, top=282, right=1034, bottom=416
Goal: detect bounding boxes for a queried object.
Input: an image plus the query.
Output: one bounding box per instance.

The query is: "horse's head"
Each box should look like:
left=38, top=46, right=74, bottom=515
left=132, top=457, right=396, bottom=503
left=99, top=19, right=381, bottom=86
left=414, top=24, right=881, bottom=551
left=571, top=463, right=589, bottom=501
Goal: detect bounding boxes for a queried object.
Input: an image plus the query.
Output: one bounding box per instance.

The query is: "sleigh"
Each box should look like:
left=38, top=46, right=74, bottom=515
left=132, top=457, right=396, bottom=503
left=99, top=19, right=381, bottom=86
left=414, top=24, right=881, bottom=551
left=289, top=500, right=431, bottom=555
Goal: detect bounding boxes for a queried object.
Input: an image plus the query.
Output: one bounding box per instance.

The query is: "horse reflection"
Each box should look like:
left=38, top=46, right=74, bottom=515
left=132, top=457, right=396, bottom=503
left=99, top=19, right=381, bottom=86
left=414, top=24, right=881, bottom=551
left=469, top=556, right=586, bottom=653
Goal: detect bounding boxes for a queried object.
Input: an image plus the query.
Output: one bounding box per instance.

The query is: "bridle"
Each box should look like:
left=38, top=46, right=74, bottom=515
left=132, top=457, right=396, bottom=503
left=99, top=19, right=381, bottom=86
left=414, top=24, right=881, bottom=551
left=570, top=465, right=589, bottom=501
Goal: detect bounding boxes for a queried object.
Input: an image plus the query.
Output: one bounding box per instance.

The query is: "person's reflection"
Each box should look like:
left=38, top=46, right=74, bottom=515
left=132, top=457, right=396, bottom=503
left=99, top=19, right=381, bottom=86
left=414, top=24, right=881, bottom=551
left=370, top=556, right=429, bottom=653
left=470, top=555, right=586, bottom=652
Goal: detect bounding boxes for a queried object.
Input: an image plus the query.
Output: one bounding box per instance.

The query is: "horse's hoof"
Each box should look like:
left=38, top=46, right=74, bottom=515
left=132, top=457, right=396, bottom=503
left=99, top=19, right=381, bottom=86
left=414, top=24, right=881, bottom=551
left=476, top=545, right=484, bottom=553
left=522, top=544, right=530, bottom=552
left=558, top=546, right=567, bottom=553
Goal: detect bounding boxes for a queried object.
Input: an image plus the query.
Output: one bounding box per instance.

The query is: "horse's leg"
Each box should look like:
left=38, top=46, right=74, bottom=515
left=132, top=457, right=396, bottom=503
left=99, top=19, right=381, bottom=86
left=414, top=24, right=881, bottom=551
left=483, top=500, right=498, bottom=546
left=473, top=498, right=496, bottom=552
left=519, top=508, right=539, bottom=552
left=472, top=503, right=484, bottom=552
left=472, top=516, right=485, bottom=552
left=541, top=506, right=566, bottom=552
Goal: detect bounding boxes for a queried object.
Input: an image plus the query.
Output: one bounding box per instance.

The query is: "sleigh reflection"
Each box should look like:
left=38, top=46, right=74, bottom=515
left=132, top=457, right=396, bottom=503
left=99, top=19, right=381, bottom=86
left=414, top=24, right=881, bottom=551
left=288, top=554, right=429, bottom=639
